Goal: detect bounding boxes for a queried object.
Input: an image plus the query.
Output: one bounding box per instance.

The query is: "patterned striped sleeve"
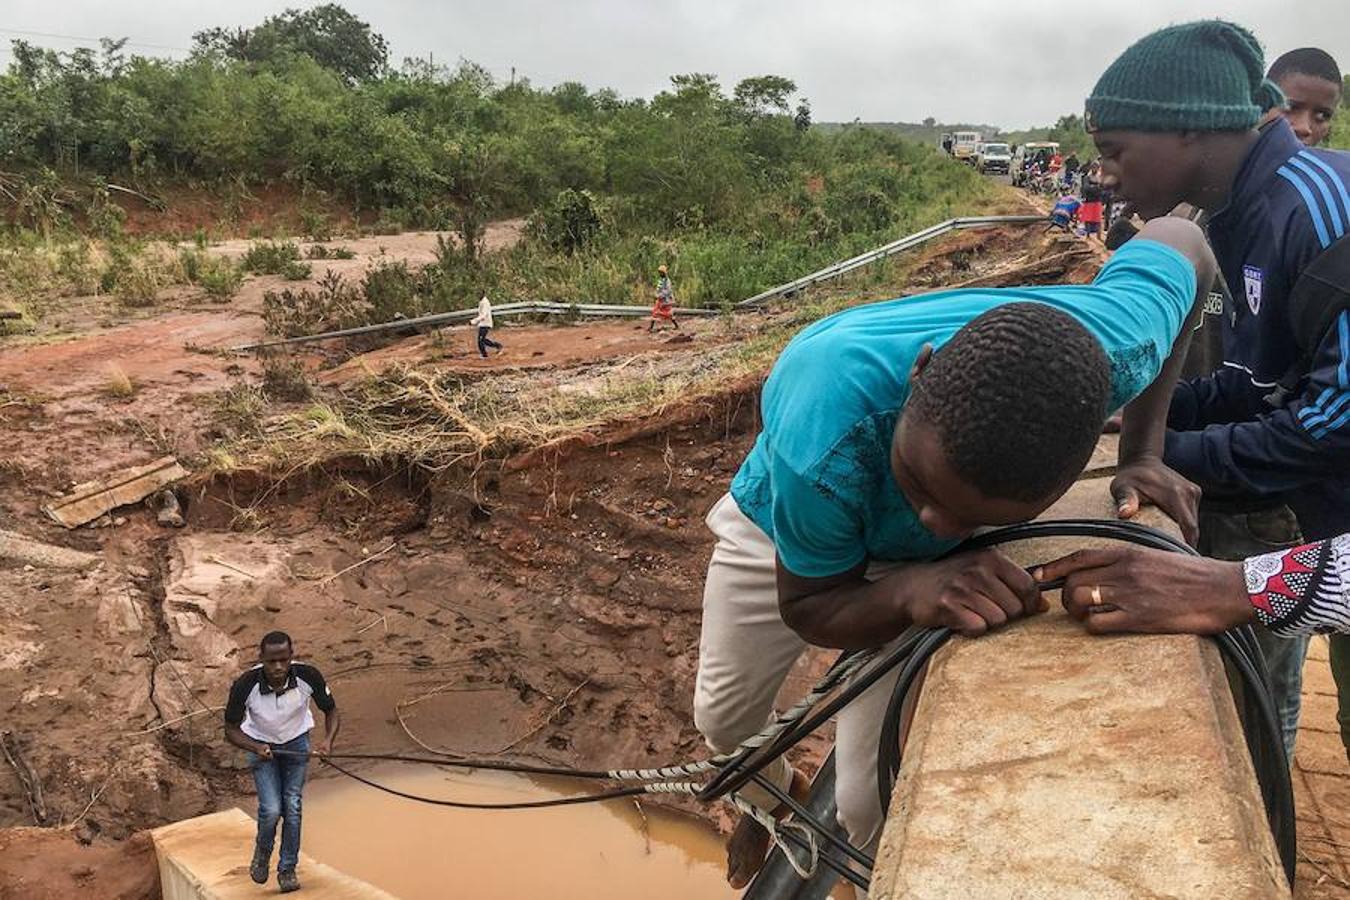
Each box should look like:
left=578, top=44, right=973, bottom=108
left=1245, top=535, right=1350, bottom=636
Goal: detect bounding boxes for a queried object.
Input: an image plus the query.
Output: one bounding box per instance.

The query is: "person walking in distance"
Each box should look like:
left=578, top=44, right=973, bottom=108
left=649, top=264, right=680, bottom=333
left=472, top=291, right=503, bottom=357
left=225, top=631, right=341, bottom=893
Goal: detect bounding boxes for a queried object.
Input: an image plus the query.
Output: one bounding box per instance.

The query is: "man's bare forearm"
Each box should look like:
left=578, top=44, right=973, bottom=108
left=779, top=573, right=914, bottom=650
left=226, top=723, right=264, bottom=754
left=1118, top=217, right=1217, bottom=464
left=322, top=708, right=341, bottom=749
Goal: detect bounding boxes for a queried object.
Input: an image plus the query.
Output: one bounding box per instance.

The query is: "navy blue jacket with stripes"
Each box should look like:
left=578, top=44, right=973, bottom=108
left=1165, top=119, right=1350, bottom=541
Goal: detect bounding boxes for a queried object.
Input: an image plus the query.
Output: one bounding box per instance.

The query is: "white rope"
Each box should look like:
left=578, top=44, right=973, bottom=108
left=638, top=784, right=820, bottom=880
left=731, top=793, right=819, bottom=879
left=605, top=648, right=878, bottom=783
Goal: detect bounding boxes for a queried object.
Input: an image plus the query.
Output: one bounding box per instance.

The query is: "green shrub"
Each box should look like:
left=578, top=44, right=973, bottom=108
left=55, top=241, right=97, bottom=294
left=527, top=188, right=605, bottom=254
left=280, top=258, right=313, bottom=281
left=306, top=244, right=356, bottom=260
left=200, top=258, right=244, bottom=300
left=115, top=260, right=163, bottom=307
left=261, top=352, right=312, bottom=401
left=241, top=241, right=303, bottom=275
left=178, top=247, right=205, bottom=283
left=362, top=259, right=422, bottom=321
left=262, top=270, right=365, bottom=337
left=300, top=209, right=335, bottom=243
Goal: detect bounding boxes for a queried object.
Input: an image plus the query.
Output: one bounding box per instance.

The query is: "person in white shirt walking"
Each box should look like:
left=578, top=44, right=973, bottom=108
left=225, top=631, right=341, bottom=894
left=472, top=292, right=503, bottom=358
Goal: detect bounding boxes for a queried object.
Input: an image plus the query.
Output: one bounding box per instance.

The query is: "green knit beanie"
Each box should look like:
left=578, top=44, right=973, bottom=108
left=1085, top=20, right=1285, bottom=132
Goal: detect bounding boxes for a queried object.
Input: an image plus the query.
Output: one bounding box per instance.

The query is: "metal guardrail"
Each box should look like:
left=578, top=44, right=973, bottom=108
left=230, top=214, right=1043, bottom=352
left=734, top=214, right=1044, bottom=308
left=230, top=301, right=720, bottom=351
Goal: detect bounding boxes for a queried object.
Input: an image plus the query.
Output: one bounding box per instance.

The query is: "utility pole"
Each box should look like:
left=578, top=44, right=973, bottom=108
left=510, top=66, right=515, bottom=87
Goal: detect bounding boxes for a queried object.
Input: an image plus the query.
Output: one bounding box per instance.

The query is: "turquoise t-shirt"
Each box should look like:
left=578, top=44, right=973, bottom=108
left=729, top=238, right=1197, bottom=578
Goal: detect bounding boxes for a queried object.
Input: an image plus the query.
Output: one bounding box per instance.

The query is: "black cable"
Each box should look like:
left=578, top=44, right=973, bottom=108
left=1214, top=629, right=1297, bottom=885
left=693, top=649, right=870, bottom=802
left=875, top=520, right=1297, bottom=888
left=699, top=630, right=930, bottom=803
left=956, top=518, right=1197, bottom=557
left=269, top=518, right=1294, bottom=891
left=875, top=628, right=953, bottom=813
left=750, top=773, right=876, bottom=872
left=272, top=748, right=613, bottom=780
left=773, top=825, right=872, bottom=892
left=320, top=756, right=652, bottom=810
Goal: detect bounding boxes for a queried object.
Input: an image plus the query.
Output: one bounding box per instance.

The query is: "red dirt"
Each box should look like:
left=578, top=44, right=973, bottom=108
left=8, top=214, right=1336, bottom=900
left=0, top=828, right=160, bottom=900
left=317, top=319, right=717, bottom=384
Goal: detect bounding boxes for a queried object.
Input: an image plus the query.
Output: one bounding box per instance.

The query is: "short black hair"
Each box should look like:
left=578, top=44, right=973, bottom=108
left=1268, top=48, right=1343, bottom=90
left=259, top=631, right=293, bottom=653
left=907, top=303, right=1111, bottom=502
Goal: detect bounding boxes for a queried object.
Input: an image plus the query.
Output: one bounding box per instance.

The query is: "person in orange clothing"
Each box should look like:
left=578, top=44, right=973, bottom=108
left=1079, top=182, right=1105, bottom=242
left=649, top=264, right=680, bottom=333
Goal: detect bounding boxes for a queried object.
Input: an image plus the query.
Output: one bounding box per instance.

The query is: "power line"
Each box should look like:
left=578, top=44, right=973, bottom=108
left=0, top=26, right=192, bottom=55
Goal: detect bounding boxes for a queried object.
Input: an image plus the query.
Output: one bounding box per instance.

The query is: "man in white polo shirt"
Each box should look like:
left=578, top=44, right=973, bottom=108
left=225, top=631, right=341, bottom=894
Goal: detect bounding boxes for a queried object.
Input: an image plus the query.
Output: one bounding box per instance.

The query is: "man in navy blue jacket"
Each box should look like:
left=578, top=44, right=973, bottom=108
left=1085, top=21, right=1350, bottom=759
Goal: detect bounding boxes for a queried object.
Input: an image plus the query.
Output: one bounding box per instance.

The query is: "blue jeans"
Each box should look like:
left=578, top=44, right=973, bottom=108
left=477, top=326, right=502, bottom=357
left=248, top=732, right=310, bottom=872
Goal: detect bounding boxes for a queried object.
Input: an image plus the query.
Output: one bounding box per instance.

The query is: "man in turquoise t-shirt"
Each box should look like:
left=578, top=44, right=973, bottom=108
left=697, top=218, right=1215, bottom=888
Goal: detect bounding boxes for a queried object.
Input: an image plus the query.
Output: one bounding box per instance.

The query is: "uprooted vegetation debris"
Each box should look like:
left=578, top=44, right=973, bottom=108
left=221, top=224, right=1099, bottom=480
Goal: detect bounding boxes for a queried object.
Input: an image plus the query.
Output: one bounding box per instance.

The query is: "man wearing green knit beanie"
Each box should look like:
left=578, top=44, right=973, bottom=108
left=1056, top=19, right=1350, bottom=768
left=1084, top=20, right=1284, bottom=219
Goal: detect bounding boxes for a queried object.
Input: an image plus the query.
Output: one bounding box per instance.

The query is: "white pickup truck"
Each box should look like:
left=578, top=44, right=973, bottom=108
left=975, top=142, right=1011, bottom=175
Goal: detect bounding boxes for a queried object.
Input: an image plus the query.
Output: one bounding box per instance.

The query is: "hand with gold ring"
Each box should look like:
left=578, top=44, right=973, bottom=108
left=1034, top=545, right=1251, bottom=634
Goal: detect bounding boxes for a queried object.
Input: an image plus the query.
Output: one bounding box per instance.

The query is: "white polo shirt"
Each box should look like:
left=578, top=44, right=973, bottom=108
left=224, top=663, right=335, bottom=745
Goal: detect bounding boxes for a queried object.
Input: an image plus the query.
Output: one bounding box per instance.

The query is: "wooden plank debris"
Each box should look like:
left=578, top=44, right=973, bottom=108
left=42, top=456, right=188, bottom=529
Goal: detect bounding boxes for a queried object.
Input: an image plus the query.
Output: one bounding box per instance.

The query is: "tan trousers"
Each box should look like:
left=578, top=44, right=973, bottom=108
left=694, top=493, right=905, bottom=853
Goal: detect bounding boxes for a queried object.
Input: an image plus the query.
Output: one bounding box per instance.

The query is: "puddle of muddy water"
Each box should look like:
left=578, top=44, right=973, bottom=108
left=293, top=765, right=742, bottom=899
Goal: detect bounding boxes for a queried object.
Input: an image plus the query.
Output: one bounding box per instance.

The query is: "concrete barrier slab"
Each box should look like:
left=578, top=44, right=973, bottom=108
left=152, top=808, right=398, bottom=900
left=869, top=480, right=1288, bottom=900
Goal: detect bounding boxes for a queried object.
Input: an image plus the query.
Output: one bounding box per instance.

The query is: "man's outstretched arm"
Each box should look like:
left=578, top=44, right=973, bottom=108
left=1037, top=534, right=1350, bottom=636
left=1112, top=217, right=1219, bottom=545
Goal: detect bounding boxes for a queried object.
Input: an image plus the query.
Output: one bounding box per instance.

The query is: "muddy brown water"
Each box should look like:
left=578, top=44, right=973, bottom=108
left=292, top=766, right=740, bottom=898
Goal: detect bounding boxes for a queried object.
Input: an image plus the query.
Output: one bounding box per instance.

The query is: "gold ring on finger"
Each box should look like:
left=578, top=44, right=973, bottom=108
left=1090, top=586, right=1104, bottom=606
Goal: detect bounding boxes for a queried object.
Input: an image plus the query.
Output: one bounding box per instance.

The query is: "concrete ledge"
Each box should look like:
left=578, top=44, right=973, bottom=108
left=869, top=480, right=1288, bottom=900
left=152, top=809, right=397, bottom=900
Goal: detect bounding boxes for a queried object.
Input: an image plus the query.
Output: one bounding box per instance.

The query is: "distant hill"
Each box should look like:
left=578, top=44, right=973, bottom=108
left=817, top=117, right=1095, bottom=157
left=815, top=121, right=1002, bottom=146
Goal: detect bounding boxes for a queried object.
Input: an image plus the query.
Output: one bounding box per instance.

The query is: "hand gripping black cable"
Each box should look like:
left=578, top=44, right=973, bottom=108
left=874, top=519, right=1297, bottom=887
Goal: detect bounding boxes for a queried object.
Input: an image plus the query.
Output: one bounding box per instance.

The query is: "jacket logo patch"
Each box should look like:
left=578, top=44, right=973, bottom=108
left=1243, top=265, right=1263, bottom=315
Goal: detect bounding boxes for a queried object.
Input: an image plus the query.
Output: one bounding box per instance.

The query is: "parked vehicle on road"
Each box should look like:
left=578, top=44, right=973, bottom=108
left=1011, top=141, right=1060, bottom=186
left=975, top=142, right=1011, bottom=175
left=951, top=131, right=982, bottom=164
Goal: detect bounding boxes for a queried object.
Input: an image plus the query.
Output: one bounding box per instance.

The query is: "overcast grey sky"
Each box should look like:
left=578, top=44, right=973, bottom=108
left=3, top=0, right=1348, bottom=128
